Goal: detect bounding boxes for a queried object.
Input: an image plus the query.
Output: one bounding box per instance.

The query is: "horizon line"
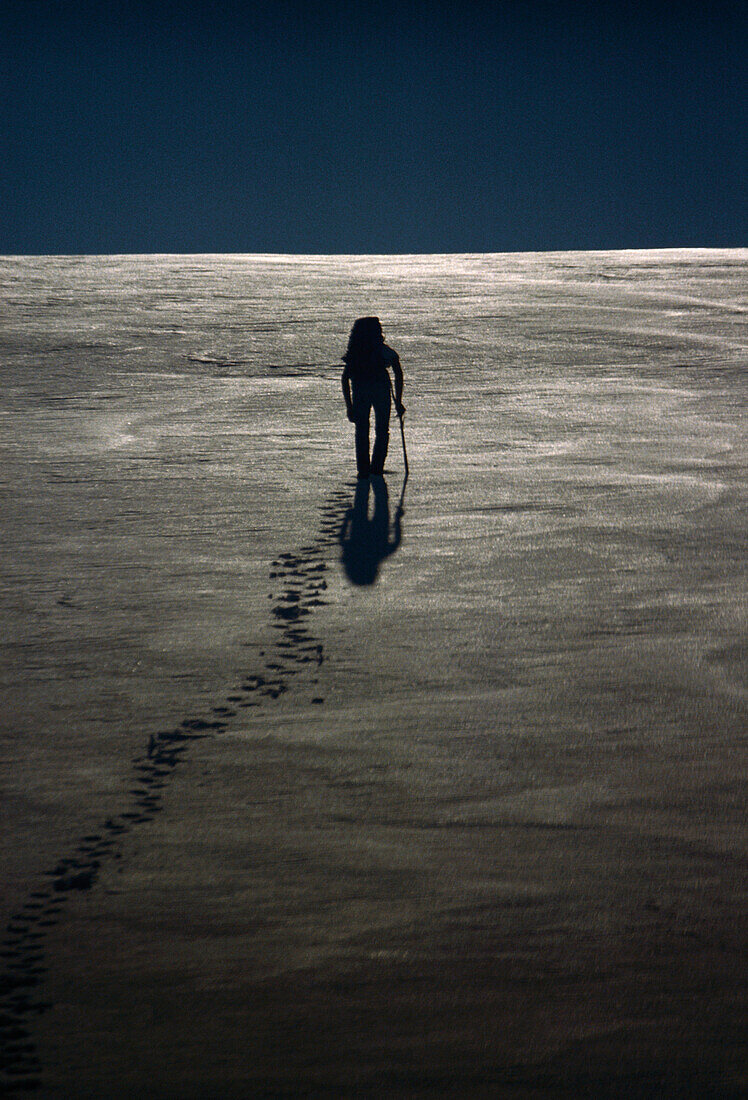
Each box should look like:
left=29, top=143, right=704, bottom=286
left=1, top=246, right=746, bottom=261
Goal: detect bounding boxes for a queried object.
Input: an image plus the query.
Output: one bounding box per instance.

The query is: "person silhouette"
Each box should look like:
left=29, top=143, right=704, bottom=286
left=341, top=317, right=405, bottom=479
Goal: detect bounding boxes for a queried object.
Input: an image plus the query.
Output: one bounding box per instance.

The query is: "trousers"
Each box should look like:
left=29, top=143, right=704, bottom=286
left=351, top=371, right=391, bottom=477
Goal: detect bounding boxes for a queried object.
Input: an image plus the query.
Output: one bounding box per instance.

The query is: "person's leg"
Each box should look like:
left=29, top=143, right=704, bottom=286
left=354, top=416, right=371, bottom=478
left=351, top=380, right=372, bottom=478
left=369, top=375, right=391, bottom=475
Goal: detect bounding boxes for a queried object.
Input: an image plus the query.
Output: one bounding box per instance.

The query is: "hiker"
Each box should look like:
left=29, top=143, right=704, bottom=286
left=341, top=316, right=405, bottom=479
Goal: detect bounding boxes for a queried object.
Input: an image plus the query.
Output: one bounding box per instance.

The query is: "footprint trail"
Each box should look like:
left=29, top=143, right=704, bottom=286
left=0, top=483, right=354, bottom=1094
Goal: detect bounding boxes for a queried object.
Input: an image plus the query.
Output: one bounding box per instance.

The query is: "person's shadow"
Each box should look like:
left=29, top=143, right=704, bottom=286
left=339, top=476, right=405, bottom=586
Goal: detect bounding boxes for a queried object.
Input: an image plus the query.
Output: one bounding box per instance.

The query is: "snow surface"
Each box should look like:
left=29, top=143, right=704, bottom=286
left=0, top=251, right=746, bottom=1095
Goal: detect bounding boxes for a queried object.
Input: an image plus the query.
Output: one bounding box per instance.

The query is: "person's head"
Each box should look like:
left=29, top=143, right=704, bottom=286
left=343, top=316, right=384, bottom=368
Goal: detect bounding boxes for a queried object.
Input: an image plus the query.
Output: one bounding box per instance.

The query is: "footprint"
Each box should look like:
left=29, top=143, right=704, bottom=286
left=1, top=487, right=344, bottom=1090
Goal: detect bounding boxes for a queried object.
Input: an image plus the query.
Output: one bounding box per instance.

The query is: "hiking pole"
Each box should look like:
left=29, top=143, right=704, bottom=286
left=389, top=375, right=409, bottom=478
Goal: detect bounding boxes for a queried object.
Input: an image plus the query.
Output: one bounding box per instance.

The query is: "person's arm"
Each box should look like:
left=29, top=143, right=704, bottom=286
left=341, top=366, right=354, bottom=421
left=392, top=353, right=405, bottom=416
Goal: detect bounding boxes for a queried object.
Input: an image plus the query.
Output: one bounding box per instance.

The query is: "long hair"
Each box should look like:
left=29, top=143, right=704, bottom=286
left=342, top=316, right=384, bottom=374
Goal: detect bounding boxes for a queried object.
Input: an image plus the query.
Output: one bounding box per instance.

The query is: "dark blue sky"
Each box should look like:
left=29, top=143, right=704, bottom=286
left=1, top=0, right=745, bottom=253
